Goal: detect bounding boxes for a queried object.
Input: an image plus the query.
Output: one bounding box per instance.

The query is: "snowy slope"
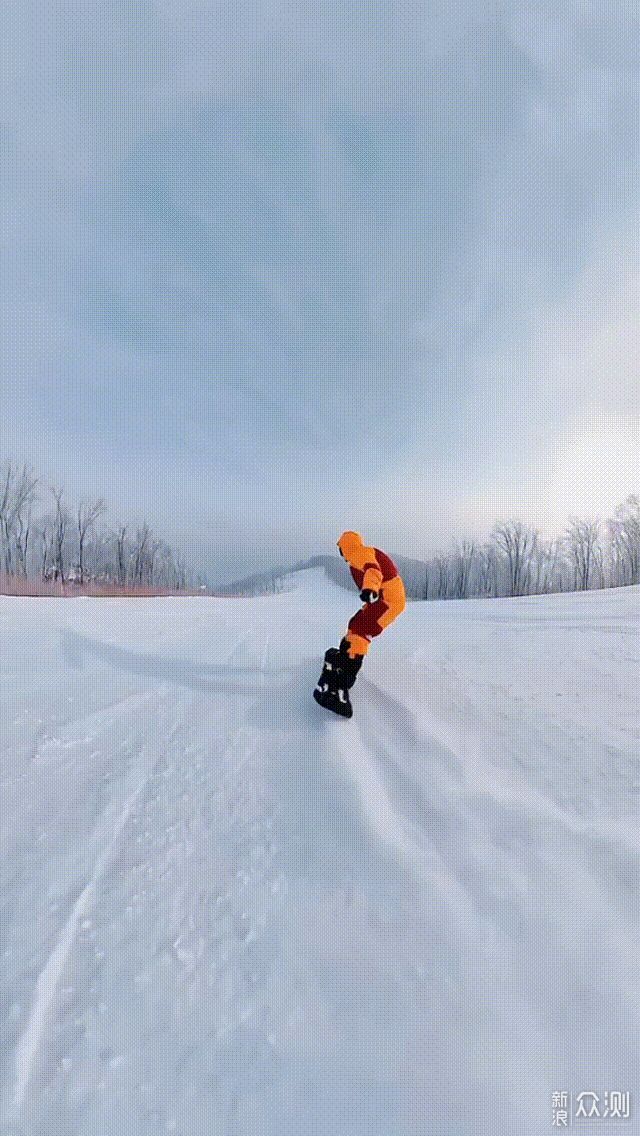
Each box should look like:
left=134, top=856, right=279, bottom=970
left=0, top=572, right=638, bottom=1136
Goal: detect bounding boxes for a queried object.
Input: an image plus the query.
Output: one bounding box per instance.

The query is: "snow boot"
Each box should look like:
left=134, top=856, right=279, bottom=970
left=313, top=648, right=345, bottom=706
left=314, top=648, right=343, bottom=694
left=338, top=638, right=364, bottom=688
left=313, top=643, right=363, bottom=718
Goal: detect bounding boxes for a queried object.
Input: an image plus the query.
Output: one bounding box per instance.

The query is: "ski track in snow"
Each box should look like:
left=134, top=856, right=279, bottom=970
left=13, top=773, right=148, bottom=1111
left=328, top=687, right=474, bottom=925
left=362, top=674, right=640, bottom=849
left=10, top=690, right=184, bottom=1118
left=7, top=626, right=264, bottom=1124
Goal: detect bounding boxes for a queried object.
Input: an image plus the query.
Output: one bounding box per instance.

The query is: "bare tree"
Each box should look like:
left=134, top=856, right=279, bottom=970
left=49, top=486, right=68, bottom=582
left=88, top=528, right=113, bottom=583
left=474, top=542, right=498, bottom=597
left=450, top=540, right=476, bottom=599
left=0, top=462, right=18, bottom=574
left=492, top=520, right=538, bottom=597
left=0, top=462, right=39, bottom=575
left=591, top=537, right=605, bottom=590
left=15, top=502, right=33, bottom=577
left=531, top=537, right=563, bottom=594
left=112, top=525, right=128, bottom=585
left=76, top=498, right=107, bottom=584
left=37, top=517, right=52, bottom=579
left=608, top=495, right=640, bottom=587
left=531, top=538, right=546, bottom=594
left=156, top=542, right=182, bottom=589
left=174, top=554, right=187, bottom=591
left=148, top=538, right=163, bottom=585
left=132, top=523, right=151, bottom=584
left=432, top=554, right=449, bottom=599
left=564, top=518, right=600, bottom=591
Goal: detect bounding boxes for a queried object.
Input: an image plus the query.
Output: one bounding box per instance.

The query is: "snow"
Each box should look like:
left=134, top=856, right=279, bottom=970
left=0, top=577, right=638, bottom=1135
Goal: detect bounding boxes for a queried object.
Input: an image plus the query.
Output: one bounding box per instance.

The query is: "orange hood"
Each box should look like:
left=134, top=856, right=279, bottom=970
left=337, top=531, right=383, bottom=590
left=337, top=531, right=364, bottom=564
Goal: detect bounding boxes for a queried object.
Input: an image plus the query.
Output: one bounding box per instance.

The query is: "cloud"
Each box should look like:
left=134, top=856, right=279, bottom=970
left=7, top=6, right=635, bottom=367
left=351, top=228, right=639, bottom=548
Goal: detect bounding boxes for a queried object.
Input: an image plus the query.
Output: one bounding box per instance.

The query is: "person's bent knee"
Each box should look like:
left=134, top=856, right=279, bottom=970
left=345, top=631, right=370, bottom=658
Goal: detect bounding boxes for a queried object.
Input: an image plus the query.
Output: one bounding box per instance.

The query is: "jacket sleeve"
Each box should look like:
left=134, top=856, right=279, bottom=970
left=362, top=560, right=383, bottom=593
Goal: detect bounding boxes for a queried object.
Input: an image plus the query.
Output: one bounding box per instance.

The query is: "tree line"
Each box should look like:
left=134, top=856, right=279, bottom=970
left=2, top=457, right=637, bottom=599
left=0, top=460, right=199, bottom=591
left=217, top=498, right=640, bottom=600
left=403, top=498, right=640, bottom=600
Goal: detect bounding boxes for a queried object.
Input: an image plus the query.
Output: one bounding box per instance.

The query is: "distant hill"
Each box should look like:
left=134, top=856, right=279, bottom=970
left=219, top=553, right=429, bottom=599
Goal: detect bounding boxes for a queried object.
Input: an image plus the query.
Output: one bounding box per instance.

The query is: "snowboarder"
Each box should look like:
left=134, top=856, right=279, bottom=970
left=314, top=531, right=406, bottom=717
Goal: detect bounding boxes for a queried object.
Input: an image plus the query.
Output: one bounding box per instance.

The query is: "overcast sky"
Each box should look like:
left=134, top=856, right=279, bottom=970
left=1, top=0, right=638, bottom=583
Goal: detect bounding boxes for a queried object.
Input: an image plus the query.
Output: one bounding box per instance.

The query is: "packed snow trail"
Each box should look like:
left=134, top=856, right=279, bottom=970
left=0, top=569, right=638, bottom=1135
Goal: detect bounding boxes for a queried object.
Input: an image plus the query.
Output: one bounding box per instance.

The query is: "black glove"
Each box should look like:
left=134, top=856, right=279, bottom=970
left=360, top=588, right=379, bottom=604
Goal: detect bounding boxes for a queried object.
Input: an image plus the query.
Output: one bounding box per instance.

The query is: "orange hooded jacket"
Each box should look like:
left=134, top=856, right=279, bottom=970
left=337, top=531, right=403, bottom=591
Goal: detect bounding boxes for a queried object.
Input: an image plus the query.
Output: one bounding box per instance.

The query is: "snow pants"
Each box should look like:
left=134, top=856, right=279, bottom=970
left=343, top=574, right=406, bottom=658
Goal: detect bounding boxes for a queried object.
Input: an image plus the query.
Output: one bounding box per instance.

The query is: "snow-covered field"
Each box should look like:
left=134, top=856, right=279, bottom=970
left=1, top=569, right=638, bottom=1136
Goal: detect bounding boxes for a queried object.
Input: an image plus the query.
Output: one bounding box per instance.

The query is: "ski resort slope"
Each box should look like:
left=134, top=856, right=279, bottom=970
left=0, top=568, right=638, bottom=1136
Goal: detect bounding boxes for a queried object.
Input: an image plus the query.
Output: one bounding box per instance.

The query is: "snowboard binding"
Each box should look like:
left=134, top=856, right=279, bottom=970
left=313, top=643, right=363, bottom=718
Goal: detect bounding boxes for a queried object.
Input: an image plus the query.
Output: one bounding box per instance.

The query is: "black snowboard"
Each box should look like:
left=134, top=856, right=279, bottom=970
left=313, top=648, right=353, bottom=718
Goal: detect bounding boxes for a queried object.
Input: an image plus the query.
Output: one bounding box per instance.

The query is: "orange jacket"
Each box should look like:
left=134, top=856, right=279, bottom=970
left=336, top=531, right=400, bottom=594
